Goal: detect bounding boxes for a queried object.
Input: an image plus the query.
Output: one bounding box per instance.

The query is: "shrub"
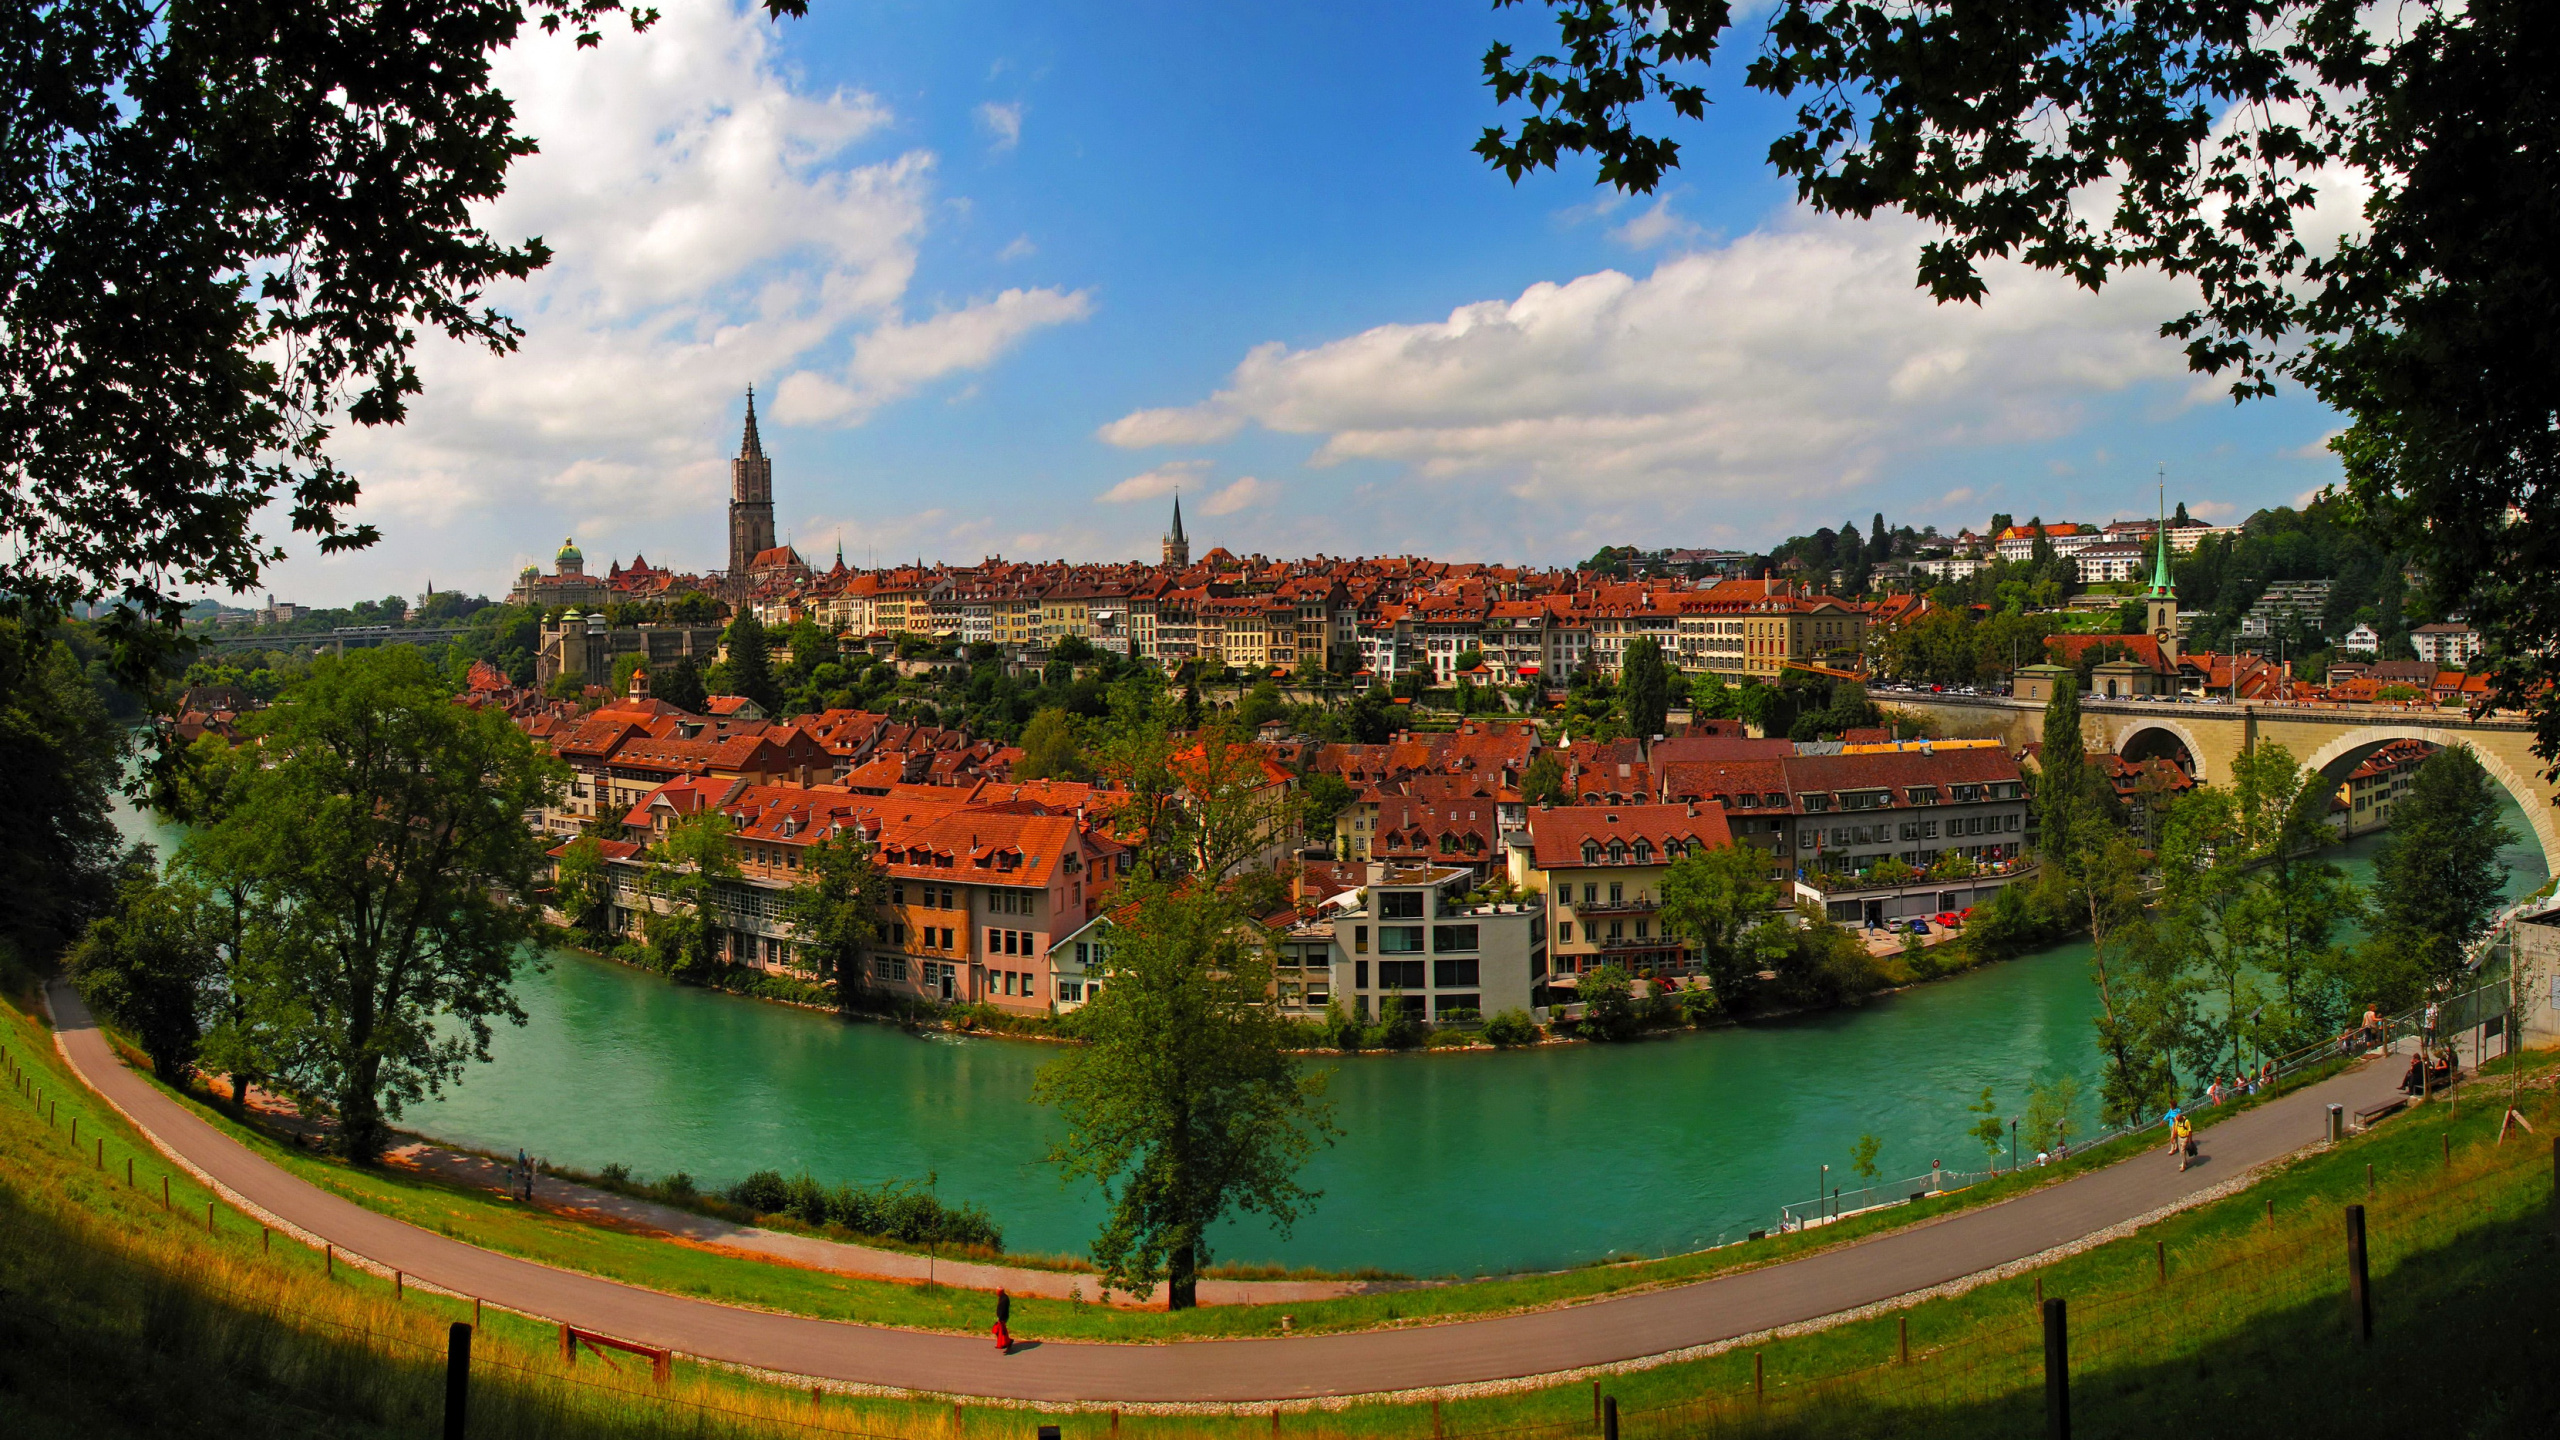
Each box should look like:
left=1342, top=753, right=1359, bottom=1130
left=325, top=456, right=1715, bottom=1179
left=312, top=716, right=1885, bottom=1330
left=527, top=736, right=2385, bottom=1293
left=1676, top=984, right=1722, bottom=1026
left=1483, top=1009, right=1539, bottom=1047
left=597, top=1162, right=632, bottom=1185
left=1579, top=964, right=1637, bottom=1040
left=729, top=1169, right=789, bottom=1213
left=656, top=1171, right=696, bottom=1201
left=1374, top=994, right=1425, bottom=1050
left=784, top=1172, right=829, bottom=1226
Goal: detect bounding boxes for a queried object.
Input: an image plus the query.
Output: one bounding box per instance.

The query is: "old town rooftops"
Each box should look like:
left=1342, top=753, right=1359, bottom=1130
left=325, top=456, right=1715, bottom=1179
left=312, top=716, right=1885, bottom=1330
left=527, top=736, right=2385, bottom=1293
left=1527, top=803, right=1735, bottom=868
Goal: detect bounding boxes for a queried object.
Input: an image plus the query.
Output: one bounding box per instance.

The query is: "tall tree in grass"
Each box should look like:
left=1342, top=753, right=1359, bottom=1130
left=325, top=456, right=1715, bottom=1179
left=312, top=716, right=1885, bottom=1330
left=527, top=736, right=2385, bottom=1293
left=785, top=827, right=892, bottom=1007
left=1033, top=884, right=1337, bottom=1308
left=207, top=648, right=560, bottom=1160
left=2364, top=746, right=2518, bottom=1008
left=1620, top=636, right=1671, bottom=741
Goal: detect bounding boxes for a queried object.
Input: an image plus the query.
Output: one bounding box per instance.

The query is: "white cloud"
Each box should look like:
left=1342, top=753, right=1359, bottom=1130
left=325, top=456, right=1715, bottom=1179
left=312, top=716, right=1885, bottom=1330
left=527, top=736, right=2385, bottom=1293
left=1098, top=460, right=1211, bottom=504
left=998, top=234, right=1037, bottom=262
left=279, top=0, right=1094, bottom=601
left=1102, top=211, right=2196, bottom=514
left=1097, top=406, right=1246, bottom=449
left=1610, top=196, right=1700, bottom=250
left=977, top=101, right=1024, bottom=152
left=2189, top=500, right=2240, bottom=520
left=2288, top=429, right=2345, bottom=461
left=1199, top=475, right=1275, bottom=516
left=775, top=285, right=1094, bottom=424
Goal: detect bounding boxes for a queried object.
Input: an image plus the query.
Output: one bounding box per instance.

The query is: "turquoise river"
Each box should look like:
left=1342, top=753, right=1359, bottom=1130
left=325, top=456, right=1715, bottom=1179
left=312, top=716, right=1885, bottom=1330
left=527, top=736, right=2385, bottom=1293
left=110, top=792, right=2549, bottom=1278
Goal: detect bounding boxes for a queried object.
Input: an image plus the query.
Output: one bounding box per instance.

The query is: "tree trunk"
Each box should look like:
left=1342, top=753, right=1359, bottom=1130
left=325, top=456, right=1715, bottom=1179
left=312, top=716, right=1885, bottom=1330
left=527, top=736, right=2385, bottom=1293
left=342, top=1053, right=385, bottom=1163
left=1168, top=1238, right=1198, bottom=1311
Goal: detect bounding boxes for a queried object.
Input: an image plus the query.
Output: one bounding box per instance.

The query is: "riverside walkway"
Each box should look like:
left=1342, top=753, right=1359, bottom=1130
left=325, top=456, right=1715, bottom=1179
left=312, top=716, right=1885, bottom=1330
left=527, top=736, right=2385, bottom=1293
left=50, top=981, right=2407, bottom=1404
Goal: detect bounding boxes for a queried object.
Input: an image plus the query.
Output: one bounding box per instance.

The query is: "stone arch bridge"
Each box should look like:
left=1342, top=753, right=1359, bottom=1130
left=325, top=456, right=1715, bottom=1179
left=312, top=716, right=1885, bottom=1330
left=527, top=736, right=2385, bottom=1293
left=1876, top=693, right=2560, bottom=875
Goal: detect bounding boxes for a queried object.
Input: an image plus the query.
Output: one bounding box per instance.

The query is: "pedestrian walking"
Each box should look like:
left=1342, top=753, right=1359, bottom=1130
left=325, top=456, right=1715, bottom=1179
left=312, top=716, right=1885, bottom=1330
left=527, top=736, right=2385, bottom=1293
left=992, top=1288, right=1012, bottom=1353
left=2173, top=1114, right=2195, bottom=1173
left=515, top=1148, right=529, bottom=1201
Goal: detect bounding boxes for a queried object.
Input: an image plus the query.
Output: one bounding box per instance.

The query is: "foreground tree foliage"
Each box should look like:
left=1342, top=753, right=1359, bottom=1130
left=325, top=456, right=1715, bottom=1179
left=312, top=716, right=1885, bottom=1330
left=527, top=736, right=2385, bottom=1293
left=1032, top=884, right=1337, bottom=1309
left=0, top=0, right=805, bottom=661
left=1480, top=1, right=2560, bottom=759
left=197, top=648, right=560, bottom=1160
left=0, top=620, right=129, bottom=959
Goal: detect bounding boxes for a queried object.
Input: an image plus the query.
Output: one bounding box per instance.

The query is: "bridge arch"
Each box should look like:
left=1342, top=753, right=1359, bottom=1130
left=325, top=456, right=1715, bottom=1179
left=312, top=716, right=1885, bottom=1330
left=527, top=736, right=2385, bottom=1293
left=2298, top=725, right=2560, bottom=879
left=2113, top=717, right=2212, bottom=784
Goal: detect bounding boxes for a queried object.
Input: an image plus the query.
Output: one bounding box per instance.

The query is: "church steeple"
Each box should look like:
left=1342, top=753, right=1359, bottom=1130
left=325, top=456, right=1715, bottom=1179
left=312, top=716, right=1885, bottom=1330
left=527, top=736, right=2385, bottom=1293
left=727, top=386, right=775, bottom=576
left=2146, top=480, right=2180, bottom=664
left=1162, top=491, right=1190, bottom=568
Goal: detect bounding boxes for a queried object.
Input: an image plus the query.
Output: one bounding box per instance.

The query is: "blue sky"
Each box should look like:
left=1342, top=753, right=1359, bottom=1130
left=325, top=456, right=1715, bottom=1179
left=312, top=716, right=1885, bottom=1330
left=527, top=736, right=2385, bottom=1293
left=272, top=0, right=2349, bottom=607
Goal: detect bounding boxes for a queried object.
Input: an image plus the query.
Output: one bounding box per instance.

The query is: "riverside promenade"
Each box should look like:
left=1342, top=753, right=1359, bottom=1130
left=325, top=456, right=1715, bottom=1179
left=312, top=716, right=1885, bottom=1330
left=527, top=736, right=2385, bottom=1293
left=50, top=981, right=2408, bottom=1404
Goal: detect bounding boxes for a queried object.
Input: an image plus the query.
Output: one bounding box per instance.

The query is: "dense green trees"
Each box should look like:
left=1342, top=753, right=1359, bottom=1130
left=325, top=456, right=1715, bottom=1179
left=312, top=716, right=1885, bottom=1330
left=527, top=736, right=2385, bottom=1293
left=2364, top=747, right=2518, bottom=1008
left=713, top=613, right=784, bottom=716
left=1033, top=885, right=1336, bottom=1308
left=783, top=828, right=892, bottom=1008
left=1660, top=843, right=1792, bottom=1001
left=1012, top=708, right=1086, bottom=782
left=67, top=863, right=217, bottom=1079
left=0, top=621, right=130, bottom=962
left=642, top=813, right=740, bottom=983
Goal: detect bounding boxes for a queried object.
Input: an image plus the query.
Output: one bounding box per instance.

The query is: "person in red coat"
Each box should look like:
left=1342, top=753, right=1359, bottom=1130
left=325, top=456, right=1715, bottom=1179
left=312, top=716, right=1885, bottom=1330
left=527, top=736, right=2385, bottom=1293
left=992, top=1288, right=1012, bottom=1353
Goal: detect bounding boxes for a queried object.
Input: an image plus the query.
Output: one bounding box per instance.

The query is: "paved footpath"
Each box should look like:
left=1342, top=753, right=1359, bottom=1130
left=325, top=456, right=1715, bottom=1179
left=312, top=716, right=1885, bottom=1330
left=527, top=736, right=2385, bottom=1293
left=48, top=982, right=2409, bottom=1404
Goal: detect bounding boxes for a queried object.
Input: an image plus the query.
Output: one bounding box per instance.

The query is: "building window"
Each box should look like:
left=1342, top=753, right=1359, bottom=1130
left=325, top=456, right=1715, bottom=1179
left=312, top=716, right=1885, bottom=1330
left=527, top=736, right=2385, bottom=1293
left=1379, top=926, right=1425, bottom=953
left=875, top=955, right=908, bottom=982
left=1609, top=881, right=1623, bottom=904
left=1431, top=925, right=1479, bottom=952
left=1378, top=960, right=1425, bottom=989
left=1433, top=958, right=1479, bottom=988
left=1354, top=925, right=1369, bottom=954
left=1432, top=994, right=1482, bottom=1020
left=1379, top=891, right=1424, bottom=919
left=1558, top=921, right=1574, bottom=943
left=1355, top=960, right=1369, bottom=990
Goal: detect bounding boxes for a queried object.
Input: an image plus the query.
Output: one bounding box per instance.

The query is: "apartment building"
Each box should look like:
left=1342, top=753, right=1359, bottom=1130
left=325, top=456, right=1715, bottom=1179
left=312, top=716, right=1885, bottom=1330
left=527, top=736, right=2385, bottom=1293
left=1329, top=863, right=1545, bottom=1023
left=1508, top=802, right=1734, bottom=977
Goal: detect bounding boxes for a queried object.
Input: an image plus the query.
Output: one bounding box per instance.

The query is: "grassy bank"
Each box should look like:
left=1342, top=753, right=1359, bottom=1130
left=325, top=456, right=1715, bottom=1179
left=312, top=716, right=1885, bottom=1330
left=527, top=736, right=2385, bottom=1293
left=6, top=985, right=2558, bottom=1437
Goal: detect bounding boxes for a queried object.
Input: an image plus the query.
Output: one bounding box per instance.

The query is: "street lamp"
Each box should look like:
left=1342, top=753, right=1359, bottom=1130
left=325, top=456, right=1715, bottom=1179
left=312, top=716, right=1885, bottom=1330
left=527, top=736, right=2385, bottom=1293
left=1821, top=1163, right=1830, bottom=1223
left=2010, top=1118, right=2019, bottom=1173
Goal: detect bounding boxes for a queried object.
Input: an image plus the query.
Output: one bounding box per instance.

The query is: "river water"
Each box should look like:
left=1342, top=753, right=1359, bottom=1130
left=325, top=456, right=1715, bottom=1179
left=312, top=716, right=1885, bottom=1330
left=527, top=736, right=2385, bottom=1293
left=108, top=788, right=2548, bottom=1278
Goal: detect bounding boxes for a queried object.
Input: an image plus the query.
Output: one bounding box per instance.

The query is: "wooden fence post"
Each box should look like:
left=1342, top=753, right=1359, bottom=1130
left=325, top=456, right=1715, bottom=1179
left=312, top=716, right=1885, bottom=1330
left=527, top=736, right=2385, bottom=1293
left=1899, top=1314, right=1909, bottom=1365
left=1754, top=1351, right=1764, bottom=1404
left=2155, top=1240, right=2166, bottom=1286
left=2346, top=1204, right=2372, bottom=1343
left=1602, top=1396, right=1618, bottom=1440
left=2042, top=1298, right=2069, bottom=1440
left=445, top=1323, right=472, bottom=1440
left=161, top=1174, right=169, bottom=1210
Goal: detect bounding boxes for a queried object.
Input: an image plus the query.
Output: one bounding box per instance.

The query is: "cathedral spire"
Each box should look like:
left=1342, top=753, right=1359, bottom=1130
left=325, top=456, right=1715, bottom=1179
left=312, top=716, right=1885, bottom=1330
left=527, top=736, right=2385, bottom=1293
left=1162, top=490, right=1190, bottom=568
left=739, top=384, right=764, bottom=459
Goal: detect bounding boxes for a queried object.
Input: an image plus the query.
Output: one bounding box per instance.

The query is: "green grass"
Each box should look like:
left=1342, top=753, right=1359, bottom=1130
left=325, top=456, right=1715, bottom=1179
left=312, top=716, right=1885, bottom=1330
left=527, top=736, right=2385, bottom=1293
left=5, top=982, right=2558, bottom=1439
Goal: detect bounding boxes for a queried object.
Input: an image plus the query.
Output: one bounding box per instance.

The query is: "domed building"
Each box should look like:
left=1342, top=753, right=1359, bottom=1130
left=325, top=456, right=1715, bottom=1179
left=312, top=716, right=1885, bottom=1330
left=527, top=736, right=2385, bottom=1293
left=508, top=535, right=610, bottom=609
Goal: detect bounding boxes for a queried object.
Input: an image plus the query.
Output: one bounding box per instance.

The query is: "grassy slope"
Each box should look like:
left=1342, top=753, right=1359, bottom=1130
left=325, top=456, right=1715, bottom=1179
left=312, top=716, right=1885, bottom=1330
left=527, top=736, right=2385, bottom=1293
left=5, top=986, right=2557, bottom=1438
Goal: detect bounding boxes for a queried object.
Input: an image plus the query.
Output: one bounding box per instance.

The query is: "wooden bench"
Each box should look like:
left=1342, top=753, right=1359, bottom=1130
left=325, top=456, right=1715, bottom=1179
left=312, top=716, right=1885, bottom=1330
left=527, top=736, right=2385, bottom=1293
left=2354, top=1097, right=2406, bottom=1131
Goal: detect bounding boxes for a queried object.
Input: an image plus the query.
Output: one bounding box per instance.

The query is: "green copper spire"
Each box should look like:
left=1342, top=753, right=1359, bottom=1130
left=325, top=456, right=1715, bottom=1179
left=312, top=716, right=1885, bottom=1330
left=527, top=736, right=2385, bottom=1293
left=2148, top=483, right=2175, bottom=595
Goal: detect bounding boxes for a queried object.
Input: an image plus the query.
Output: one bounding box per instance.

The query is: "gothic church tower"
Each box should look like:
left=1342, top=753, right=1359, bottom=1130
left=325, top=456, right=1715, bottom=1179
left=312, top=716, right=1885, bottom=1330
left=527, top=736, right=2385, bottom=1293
left=1162, top=491, right=1189, bottom=568
left=728, top=386, right=776, bottom=576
